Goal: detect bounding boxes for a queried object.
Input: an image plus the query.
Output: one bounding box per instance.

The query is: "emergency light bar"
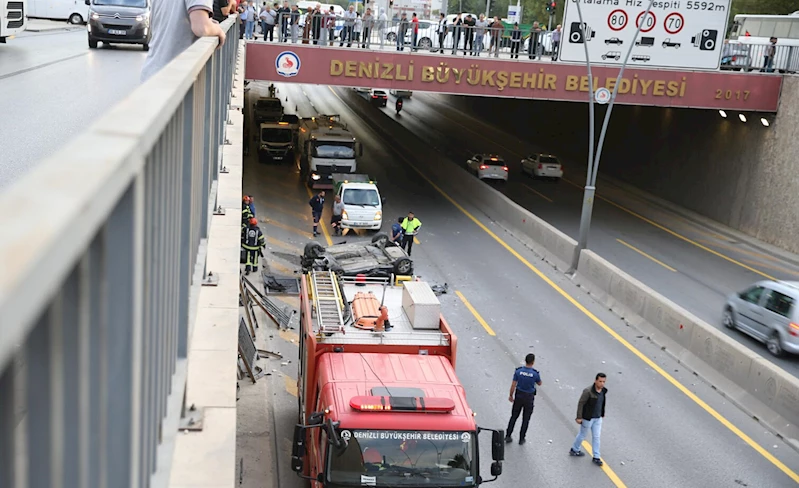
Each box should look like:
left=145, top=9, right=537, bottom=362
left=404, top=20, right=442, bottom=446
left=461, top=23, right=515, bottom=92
left=350, top=396, right=456, bottom=413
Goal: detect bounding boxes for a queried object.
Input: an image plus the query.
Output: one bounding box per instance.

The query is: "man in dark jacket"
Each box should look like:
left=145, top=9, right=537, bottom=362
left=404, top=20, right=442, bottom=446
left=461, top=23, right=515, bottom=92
left=309, top=190, right=325, bottom=236
left=569, top=373, right=607, bottom=466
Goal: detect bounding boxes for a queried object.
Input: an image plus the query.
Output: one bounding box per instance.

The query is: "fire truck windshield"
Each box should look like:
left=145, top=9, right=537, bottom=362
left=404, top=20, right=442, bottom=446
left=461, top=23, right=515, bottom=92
left=328, top=430, right=477, bottom=487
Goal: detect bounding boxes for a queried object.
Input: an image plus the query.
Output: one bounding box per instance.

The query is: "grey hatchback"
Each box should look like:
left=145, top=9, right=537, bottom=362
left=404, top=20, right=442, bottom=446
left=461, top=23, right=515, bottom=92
left=723, top=280, right=799, bottom=357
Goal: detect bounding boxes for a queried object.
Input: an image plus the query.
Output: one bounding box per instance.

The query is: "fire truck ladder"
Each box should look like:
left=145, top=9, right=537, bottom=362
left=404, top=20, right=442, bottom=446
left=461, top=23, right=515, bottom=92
left=311, top=270, right=346, bottom=334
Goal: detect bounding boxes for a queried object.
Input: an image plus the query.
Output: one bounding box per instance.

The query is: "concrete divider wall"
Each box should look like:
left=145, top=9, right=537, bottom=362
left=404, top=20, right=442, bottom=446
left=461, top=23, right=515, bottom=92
left=576, top=250, right=799, bottom=444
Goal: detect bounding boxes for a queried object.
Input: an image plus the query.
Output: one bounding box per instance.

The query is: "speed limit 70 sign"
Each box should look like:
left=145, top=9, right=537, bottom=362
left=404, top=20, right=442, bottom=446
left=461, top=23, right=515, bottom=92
left=558, top=0, right=731, bottom=70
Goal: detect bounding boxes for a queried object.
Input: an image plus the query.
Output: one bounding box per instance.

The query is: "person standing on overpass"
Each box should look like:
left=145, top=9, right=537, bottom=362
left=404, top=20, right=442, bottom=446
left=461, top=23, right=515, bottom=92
left=569, top=373, right=607, bottom=467
left=309, top=190, right=325, bottom=237
left=400, top=211, right=421, bottom=256
left=140, top=0, right=226, bottom=82
left=505, top=353, right=541, bottom=445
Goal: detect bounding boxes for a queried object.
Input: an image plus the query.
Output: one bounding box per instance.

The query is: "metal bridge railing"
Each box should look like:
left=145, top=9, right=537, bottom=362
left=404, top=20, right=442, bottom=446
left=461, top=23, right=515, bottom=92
left=0, top=16, right=239, bottom=488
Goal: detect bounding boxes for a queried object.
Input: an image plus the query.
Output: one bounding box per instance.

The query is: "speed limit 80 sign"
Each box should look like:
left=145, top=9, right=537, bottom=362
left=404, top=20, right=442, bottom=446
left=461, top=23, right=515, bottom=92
left=558, top=0, right=731, bottom=70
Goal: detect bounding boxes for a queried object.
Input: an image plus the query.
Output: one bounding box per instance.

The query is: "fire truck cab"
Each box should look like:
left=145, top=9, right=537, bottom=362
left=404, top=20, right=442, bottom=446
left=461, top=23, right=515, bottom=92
left=292, top=271, right=505, bottom=487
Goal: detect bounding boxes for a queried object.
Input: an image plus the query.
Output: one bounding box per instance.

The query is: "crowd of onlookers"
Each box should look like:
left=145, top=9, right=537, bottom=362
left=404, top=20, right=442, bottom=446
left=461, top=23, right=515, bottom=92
left=222, top=0, right=563, bottom=59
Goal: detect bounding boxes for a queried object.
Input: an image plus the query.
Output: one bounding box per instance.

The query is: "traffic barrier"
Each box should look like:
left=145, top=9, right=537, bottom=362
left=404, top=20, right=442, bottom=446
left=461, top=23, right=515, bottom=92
left=576, top=250, right=799, bottom=445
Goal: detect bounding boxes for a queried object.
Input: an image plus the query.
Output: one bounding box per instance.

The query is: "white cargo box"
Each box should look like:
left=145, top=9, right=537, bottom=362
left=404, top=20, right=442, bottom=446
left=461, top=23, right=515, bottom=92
left=401, top=281, right=441, bottom=330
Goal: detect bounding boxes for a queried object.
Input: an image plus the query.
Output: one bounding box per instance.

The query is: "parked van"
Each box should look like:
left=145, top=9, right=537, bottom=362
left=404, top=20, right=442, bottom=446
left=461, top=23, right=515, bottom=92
left=28, top=0, right=89, bottom=24
left=86, top=0, right=151, bottom=50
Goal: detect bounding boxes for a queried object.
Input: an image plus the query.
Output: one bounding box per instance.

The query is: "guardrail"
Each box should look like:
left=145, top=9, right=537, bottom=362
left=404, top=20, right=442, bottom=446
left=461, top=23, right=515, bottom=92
left=722, top=41, right=799, bottom=74
left=0, top=16, right=239, bottom=488
left=250, top=13, right=558, bottom=59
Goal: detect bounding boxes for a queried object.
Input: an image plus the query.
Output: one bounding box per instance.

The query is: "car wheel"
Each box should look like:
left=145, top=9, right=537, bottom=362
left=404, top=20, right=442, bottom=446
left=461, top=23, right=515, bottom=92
left=69, top=13, right=84, bottom=24
left=394, top=257, right=412, bottom=275
left=767, top=332, right=784, bottom=357
left=371, top=233, right=389, bottom=247
left=386, top=32, right=396, bottom=42
left=89, top=37, right=98, bottom=49
left=303, top=241, right=325, bottom=260
left=722, top=309, right=736, bottom=329
left=418, top=37, right=432, bottom=50
left=143, top=43, right=150, bottom=52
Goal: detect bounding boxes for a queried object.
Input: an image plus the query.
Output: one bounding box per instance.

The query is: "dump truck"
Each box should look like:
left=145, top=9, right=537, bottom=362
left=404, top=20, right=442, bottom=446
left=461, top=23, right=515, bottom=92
left=291, top=271, right=505, bottom=487
left=254, top=96, right=284, bottom=124
left=333, top=173, right=384, bottom=231
left=258, top=114, right=300, bottom=162
left=298, top=115, right=363, bottom=189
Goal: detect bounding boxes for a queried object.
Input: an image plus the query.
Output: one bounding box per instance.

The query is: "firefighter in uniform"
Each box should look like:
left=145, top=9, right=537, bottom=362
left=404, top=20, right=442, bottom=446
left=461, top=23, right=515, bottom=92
left=505, top=353, right=542, bottom=445
left=242, top=196, right=255, bottom=231
left=242, top=217, right=265, bottom=275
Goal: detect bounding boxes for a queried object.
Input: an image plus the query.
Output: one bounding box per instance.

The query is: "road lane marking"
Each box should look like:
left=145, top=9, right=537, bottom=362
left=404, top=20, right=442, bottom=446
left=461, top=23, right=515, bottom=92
left=424, top=164, right=798, bottom=483
left=561, top=177, right=777, bottom=281
left=328, top=86, right=799, bottom=483
left=696, top=238, right=781, bottom=263
left=267, top=259, right=297, bottom=276
left=522, top=183, right=554, bottom=203
left=455, top=291, right=496, bottom=336
left=279, top=328, right=300, bottom=344
left=284, top=374, right=298, bottom=397
left=414, top=236, right=420, bottom=245
left=581, top=442, right=627, bottom=488
left=265, top=218, right=313, bottom=239
left=741, top=259, right=799, bottom=278
left=267, top=236, right=302, bottom=254
left=304, top=186, right=333, bottom=246
left=616, top=239, right=677, bottom=273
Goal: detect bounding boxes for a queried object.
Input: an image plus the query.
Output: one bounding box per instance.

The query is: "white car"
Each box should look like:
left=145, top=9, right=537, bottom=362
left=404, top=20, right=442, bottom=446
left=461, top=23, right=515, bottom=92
left=466, top=154, right=508, bottom=181
left=521, top=153, right=563, bottom=180
left=390, top=89, right=413, bottom=98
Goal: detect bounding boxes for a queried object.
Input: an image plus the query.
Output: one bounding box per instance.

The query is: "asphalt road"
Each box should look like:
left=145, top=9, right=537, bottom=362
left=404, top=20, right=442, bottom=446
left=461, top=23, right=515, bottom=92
left=0, top=28, right=146, bottom=190
left=242, top=81, right=799, bottom=488
left=349, top=90, right=799, bottom=378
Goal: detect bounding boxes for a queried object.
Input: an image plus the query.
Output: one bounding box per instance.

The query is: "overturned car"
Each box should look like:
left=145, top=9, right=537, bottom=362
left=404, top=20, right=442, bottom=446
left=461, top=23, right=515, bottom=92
left=301, top=234, right=413, bottom=277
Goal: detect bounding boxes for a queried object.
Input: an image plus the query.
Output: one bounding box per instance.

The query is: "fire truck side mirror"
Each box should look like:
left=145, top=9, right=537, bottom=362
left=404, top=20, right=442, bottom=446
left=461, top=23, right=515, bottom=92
left=291, top=425, right=306, bottom=472
left=491, top=430, right=505, bottom=461
left=490, top=461, right=503, bottom=477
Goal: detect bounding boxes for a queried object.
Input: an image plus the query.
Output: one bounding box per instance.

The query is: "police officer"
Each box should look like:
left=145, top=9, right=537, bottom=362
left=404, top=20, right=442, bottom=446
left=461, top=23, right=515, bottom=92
left=505, top=353, right=542, bottom=445
left=308, top=190, right=325, bottom=237
left=242, top=217, right=265, bottom=275
left=400, top=211, right=421, bottom=256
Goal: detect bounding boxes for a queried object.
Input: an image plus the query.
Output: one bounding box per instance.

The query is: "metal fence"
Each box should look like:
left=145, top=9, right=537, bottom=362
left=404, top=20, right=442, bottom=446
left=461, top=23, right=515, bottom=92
left=721, top=41, right=799, bottom=73
left=248, top=13, right=559, bottom=60
left=0, top=16, right=239, bottom=488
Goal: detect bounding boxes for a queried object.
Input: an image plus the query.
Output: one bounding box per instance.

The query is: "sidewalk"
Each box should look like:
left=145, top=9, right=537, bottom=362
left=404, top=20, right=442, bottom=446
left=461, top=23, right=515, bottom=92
left=25, top=19, right=84, bottom=33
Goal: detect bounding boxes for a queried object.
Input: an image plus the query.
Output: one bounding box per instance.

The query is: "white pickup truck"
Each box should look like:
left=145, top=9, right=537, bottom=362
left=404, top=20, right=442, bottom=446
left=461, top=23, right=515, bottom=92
left=332, top=174, right=384, bottom=231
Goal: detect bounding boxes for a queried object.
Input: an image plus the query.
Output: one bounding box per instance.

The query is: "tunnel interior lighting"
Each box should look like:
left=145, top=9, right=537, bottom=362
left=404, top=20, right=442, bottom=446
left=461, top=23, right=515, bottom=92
left=719, top=110, right=727, bottom=118
left=760, top=118, right=770, bottom=127
left=738, top=114, right=747, bottom=123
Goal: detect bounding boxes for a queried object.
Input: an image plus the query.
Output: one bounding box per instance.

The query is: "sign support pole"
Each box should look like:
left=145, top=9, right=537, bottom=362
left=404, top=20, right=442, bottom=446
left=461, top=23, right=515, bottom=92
left=569, top=0, right=656, bottom=273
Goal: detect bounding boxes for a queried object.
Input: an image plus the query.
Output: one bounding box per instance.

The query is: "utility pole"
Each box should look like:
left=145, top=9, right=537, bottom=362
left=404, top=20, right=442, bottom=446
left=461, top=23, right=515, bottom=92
left=569, top=0, right=656, bottom=272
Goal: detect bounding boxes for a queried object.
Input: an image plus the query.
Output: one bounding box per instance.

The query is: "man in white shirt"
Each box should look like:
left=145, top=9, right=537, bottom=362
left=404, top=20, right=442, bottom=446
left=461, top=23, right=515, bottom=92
left=141, top=0, right=226, bottom=82
left=340, top=4, right=356, bottom=47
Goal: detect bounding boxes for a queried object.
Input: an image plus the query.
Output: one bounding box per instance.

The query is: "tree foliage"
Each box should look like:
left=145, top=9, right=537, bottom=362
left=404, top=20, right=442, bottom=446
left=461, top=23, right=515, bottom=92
left=729, top=0, right=798, bottom=21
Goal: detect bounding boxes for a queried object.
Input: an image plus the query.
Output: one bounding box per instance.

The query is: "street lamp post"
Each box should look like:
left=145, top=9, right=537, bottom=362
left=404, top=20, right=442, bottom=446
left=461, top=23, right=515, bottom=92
left=569, top=0, right=656, bottom=272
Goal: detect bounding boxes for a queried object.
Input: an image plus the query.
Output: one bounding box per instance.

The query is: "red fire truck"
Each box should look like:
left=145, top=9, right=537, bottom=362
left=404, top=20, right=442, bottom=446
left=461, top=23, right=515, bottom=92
left=291, top=271, right=505, bottom=487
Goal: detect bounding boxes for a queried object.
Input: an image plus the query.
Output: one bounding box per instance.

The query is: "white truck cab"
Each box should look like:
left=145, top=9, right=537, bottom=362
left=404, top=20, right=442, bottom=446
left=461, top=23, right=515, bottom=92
left=333, top=174, right=384, bottom=231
